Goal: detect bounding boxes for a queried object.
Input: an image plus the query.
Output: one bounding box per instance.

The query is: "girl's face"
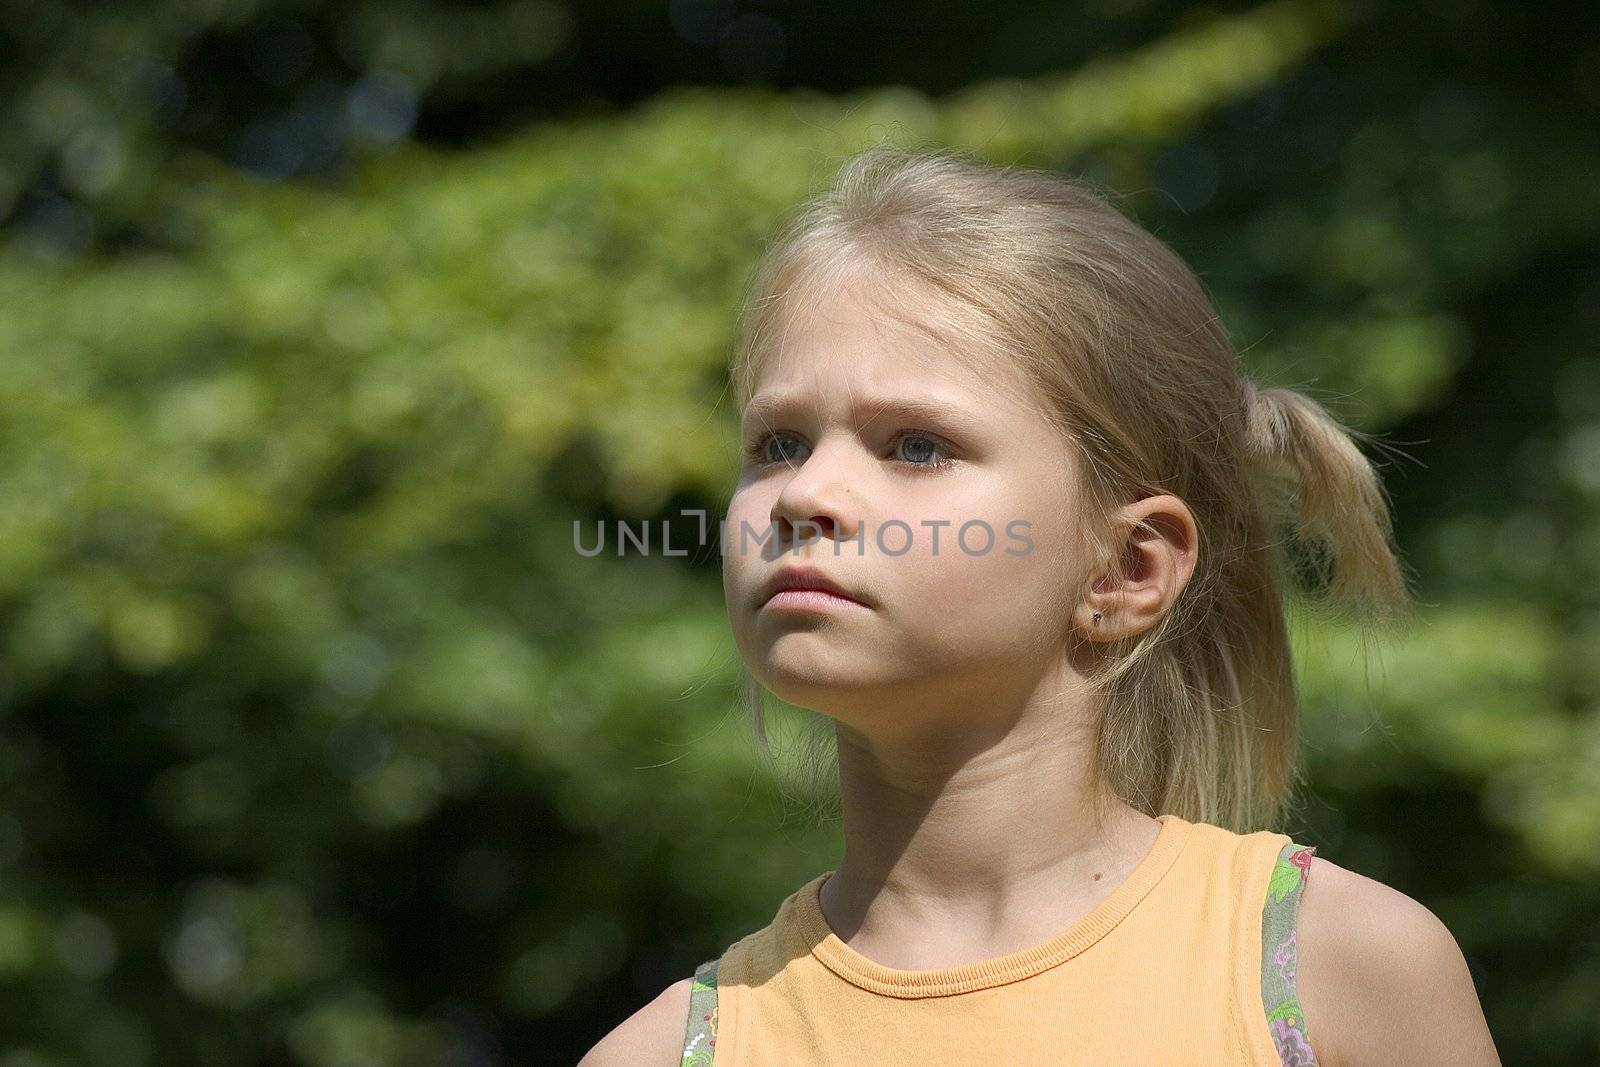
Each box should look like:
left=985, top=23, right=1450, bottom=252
left=722, top=279, right=1091, bottom=733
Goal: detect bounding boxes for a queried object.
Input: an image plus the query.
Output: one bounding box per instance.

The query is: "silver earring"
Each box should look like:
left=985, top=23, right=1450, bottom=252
left=1092, top=611, right=1102, bottom=625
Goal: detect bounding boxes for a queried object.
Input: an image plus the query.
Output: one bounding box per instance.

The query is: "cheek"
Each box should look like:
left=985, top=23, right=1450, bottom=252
left=913, top=527, right=1068, bottom=631
left=895, top=484, right=1074, bottom=626
left=721, top=485, right=779, bottom=602
left=721, top=491, right=762, bottom=572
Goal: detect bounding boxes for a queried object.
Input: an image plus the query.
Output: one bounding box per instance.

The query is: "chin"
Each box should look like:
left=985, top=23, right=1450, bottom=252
left=750, top=656, right=867, bottom=705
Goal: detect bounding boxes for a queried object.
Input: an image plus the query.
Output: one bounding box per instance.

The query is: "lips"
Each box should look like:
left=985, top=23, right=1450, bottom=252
left=760, top=565, right=871, bottom=608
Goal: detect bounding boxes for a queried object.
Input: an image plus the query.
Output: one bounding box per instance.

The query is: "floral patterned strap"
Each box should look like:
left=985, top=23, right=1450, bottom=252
left=681, top=956, right=720, bottom=1066
left=1261, top=840, right=1319, bottom=1066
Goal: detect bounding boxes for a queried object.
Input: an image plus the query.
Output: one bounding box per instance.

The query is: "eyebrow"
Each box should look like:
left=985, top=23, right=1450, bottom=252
left=741, top=391, right=985, bottom=437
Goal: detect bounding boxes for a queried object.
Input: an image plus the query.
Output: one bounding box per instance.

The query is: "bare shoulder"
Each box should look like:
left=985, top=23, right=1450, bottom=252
left=1295, top=855, right=1501, bottom=1067
left=577, top=976, right=693, bottom=1067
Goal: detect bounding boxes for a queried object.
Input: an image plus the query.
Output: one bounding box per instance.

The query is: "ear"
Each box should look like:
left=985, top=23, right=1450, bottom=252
left=1077, top=494, right=1198, bottom=639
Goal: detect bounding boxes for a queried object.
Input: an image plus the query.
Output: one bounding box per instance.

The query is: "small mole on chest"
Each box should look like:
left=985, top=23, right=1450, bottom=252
left=1092, top=872, right=1102, bottom=880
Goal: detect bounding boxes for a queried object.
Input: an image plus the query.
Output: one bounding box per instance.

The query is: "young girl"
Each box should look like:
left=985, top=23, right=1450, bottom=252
left=582, top=147, right=1500, bottom=1066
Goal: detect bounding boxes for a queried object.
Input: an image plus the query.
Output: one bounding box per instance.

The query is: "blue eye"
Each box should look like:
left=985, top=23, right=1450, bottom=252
left=891, top=432, right=955, bottom=471
left=742, top=431, right=956, bottom=472
left=751, top=434, right=808, bottom=465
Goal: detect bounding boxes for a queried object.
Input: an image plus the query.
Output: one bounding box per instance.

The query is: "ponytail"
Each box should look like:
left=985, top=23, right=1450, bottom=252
left=1242, top=379, right=1418, bottom=625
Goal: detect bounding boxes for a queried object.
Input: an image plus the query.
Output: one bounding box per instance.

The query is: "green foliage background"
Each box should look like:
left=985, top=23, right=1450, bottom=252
left=2, top=0, right=1598, bottom=1063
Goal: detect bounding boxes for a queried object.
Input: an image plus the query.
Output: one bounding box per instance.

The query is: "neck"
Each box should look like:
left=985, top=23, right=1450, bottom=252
left=816, top=673, right=1161, bottom=965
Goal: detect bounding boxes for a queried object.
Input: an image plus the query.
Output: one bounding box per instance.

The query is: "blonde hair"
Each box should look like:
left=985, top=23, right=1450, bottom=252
left=727, top=144, right=1418, bottom=834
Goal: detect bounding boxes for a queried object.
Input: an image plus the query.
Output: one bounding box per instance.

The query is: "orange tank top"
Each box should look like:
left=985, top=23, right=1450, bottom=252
left=680, top=813, right=1320, bottom=1066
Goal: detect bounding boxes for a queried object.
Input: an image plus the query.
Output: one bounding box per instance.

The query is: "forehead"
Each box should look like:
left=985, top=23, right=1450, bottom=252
left=744, top=277, right=1039, bottom=421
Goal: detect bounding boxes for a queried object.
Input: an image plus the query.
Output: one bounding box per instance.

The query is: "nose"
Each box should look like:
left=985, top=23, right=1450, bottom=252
left=769, top=440, right=863, bottom=549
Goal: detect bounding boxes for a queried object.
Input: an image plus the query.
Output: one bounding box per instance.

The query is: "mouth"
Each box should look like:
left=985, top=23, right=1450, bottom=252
left=759, top=566, right=872, bottom=611
left=761, top=587, right=870, bottom=614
